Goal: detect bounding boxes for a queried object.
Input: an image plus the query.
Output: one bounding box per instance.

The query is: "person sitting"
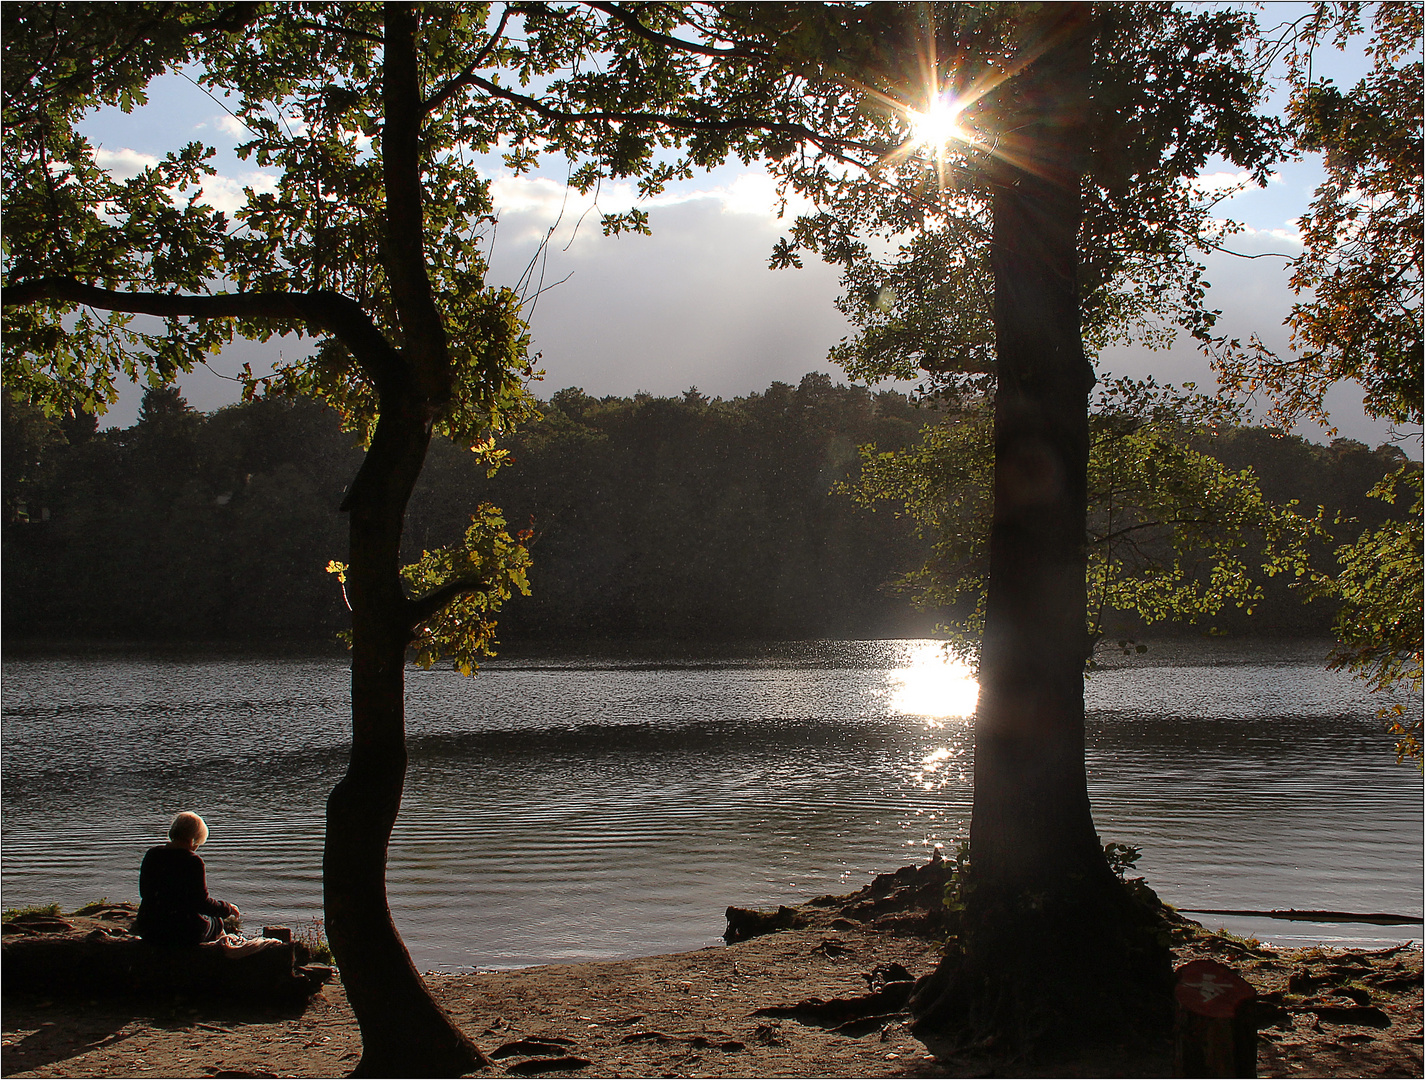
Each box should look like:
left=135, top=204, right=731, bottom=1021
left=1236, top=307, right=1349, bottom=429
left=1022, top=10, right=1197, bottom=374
left=133, top=811, right=241, bottom=947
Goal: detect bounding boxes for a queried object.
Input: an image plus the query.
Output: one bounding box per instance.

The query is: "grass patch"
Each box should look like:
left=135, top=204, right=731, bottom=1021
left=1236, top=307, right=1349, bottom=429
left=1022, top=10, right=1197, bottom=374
left=2, top=902, right=61, bottom=921
left=295, top=917, right=335, bottom=966
left=1210, top=926, right=1272, bottom=953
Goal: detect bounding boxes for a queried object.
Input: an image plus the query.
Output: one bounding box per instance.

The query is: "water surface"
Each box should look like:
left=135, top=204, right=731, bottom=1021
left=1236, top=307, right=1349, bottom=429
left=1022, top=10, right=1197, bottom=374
left=3, top=639, right=1419, bottom=969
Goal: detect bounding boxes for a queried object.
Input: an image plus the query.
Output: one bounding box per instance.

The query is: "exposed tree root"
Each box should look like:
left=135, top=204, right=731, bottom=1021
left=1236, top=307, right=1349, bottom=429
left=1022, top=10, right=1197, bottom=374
left=908, top=880, right=1176, bottom=1062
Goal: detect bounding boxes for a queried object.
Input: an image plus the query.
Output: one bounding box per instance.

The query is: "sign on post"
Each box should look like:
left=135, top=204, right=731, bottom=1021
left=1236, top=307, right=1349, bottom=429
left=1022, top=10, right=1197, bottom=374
left=1173, top=958, right=1258, bottom=1077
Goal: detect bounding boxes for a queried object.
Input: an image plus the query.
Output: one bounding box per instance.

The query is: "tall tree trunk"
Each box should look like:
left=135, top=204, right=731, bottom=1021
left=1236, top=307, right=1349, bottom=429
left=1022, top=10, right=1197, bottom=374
left=320, top=8, right=488, bottom=1072
left=324, top=396, right=486, bottom=1077
left=973, top=16, right=1103, bottom=922
left=910, top=5, right=1171, bottom=1053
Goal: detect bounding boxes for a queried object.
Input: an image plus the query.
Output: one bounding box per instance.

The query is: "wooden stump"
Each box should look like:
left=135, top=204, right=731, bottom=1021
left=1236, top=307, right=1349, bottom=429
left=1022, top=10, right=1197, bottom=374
left=1173, top=958, right=1257, bottom=1077
left=2, top=907, right=331, bottom=1003
left=724, top=905, right=806, bottom=943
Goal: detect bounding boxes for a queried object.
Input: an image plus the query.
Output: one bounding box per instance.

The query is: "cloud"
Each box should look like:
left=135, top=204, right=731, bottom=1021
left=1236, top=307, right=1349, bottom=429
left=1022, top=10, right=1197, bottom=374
left=102, top=193, right=848, bottom=426
left=1193, top=169, right=1256, bottom=194
left=706, top=172, right=815, bottom=219
left=1219, top=222, right=1305, bottom=248
left=215, top=114, right=250, bottom=138
left=91, top=145, right=279, bottom=216
left=490, top=175, right=569, bottom=216
left=1097, top=231, right=1409, bottom=449
left=84, top=143, right=1403, bottom=452
left=486, top=196, right=849, bottom=399
left=196, top=171, right=279, bottom=215
left=1200, top=220, right=1303, bottom=255
left=92, top=147, right=160, bottom=180
left=489, top=169, right=815, bottom=255
left=489, top=175, right=644, bottom=248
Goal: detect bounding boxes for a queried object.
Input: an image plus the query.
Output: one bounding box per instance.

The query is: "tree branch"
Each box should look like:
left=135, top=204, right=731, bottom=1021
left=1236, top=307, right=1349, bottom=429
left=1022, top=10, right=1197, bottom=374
left=458, top=71, right=872, bottom=167
left=424, top=6, right=515, bottom=115
left=407, top=579, right=486, bottom=627
left=2, top=277, right=406, bottom=398
left=383, top=3, right=451, bottom=402
left=285, top=18, right=384, bottom=44
left=1205, top=243, right=1298, bottom=261
left=584, top=2, right=761, bottom=61
left=1089, top=517, right=1216, bottom=546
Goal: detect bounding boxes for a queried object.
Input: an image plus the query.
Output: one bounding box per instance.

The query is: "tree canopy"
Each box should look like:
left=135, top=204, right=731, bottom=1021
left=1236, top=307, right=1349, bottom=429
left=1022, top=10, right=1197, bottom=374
left=846, top=379, right=1332, bottom=661
left=1216, top=1, right=1422, bottom=431
left=5, top=1, right=1417, bottom=1068
left=3, top=3, right=842, bottom=1071
left=758, top=3, right=1281, bottom=395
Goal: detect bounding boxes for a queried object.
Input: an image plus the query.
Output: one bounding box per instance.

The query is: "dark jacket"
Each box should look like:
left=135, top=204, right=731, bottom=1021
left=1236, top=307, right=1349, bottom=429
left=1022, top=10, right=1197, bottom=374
left=133, top=845, right=235, bottom=946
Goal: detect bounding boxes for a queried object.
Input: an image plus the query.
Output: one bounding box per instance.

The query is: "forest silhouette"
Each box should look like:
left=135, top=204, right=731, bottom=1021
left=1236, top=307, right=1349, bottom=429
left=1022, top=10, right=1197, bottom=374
left=3, top=374, right=1410, bottom=646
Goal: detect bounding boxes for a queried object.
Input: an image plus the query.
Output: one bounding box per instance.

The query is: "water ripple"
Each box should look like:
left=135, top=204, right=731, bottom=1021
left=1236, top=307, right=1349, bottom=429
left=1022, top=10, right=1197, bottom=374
left=3, top=640, right=1419, bottom=967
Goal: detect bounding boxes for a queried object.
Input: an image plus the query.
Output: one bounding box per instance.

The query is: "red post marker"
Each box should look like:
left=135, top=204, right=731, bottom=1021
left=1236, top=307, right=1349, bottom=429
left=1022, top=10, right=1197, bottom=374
left=1173, top=959, right=1258, bottom=1077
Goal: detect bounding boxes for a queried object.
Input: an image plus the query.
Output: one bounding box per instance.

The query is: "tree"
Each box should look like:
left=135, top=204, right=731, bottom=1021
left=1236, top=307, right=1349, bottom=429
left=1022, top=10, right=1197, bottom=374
left=1214, top=1, right=1423, bottom=764
left=4, top=6, right=527, bottom=1070
left=1290, top=3, right=1422, bottom=767
left=1218, top=1, right=1421, bottom=431
left=733, top=1, right=1286, bottom=1049
left=1330, top=465, right=1423, bottom=766
left=0, top=395, right=65, bottom=523
left=1, top=4, right=835, bottom=1072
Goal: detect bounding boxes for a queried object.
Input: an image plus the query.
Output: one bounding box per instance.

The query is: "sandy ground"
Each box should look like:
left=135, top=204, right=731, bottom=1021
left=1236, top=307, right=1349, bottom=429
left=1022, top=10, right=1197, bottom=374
left=3, top=888, right=1420, bottom=1078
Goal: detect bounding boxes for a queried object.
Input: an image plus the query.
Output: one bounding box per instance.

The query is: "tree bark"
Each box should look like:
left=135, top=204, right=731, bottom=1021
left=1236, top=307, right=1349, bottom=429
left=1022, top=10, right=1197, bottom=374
left=910, top=5, right=1171, bottom=1053
left=973, top=17, right=1102, bottom=917
left=318, top=10, right=487, bottom=1072
left=324, top=393, right=487, bottom=1078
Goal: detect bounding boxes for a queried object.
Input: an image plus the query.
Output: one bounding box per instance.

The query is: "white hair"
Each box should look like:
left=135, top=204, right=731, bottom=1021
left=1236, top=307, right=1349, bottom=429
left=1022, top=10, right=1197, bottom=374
left=168, top=811, right=209, bottom=848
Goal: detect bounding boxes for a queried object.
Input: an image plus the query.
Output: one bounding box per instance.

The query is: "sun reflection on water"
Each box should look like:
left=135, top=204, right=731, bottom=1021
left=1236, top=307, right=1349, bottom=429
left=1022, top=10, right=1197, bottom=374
left=887, top=642, right=979, bottom=720
left=913, top=744, right=968, bottom=792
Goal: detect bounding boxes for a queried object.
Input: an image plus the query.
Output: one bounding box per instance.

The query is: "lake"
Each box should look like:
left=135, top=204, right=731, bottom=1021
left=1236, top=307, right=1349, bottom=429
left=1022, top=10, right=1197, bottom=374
left=2, top=638, right=1420, bottom=970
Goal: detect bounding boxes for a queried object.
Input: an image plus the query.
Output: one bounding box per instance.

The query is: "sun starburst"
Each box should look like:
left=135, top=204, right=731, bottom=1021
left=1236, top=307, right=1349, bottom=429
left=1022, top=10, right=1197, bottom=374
left=907, top=93, right=970, bottom=149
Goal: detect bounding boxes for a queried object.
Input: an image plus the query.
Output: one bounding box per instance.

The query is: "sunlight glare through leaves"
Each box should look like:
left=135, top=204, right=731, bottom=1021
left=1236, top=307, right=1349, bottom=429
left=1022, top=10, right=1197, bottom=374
left=907, top=93, right=970, bottom=149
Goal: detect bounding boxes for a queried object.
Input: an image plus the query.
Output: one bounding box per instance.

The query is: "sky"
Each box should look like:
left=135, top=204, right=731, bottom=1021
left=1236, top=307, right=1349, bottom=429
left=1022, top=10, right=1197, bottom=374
left=73, top=10, right=1417, bottom=455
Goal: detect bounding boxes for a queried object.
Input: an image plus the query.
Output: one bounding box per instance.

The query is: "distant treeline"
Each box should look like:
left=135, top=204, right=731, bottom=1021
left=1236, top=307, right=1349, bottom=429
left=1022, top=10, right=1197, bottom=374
left=2, top=373, right=1412, bottom=644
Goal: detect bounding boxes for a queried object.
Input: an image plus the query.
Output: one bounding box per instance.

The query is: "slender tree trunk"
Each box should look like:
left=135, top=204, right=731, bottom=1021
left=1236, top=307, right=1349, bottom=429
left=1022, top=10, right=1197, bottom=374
left=319, top=8, right=488, bottom=1072
left=910, top=5, right=1171, bottom=1052
left=324, top=396, right=486, bottom=1077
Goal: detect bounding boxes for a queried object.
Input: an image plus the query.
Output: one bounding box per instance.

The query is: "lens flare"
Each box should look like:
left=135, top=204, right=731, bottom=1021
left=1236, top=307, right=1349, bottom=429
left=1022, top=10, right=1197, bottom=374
left=907, top=94, right=969, bottom=149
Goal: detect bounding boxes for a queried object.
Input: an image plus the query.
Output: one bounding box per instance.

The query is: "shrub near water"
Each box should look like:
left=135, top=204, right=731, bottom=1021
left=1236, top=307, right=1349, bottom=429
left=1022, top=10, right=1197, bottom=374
left=295, top=917, right=335, bottom=966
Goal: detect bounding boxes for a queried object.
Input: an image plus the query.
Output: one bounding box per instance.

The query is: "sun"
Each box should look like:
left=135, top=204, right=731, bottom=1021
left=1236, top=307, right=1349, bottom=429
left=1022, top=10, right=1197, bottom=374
left=906, top=93, right=969, bottom=149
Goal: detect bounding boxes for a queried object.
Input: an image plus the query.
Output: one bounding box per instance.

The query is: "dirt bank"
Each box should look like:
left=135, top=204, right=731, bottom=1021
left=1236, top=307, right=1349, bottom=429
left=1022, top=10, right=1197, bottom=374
left=3, top=873, right=1420, bottom=1078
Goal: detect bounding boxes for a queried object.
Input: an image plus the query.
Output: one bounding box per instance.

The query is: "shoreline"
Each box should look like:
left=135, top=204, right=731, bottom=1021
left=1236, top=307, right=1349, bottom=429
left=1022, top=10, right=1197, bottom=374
left=4, top=871, right=1420, bottom=1078
left=0, top=634, right=1358, bottom=670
